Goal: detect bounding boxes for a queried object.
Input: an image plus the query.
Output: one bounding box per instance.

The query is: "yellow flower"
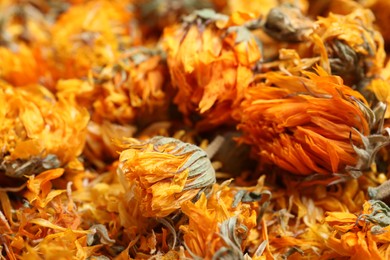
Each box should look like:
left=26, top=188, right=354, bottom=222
left=0, top=2, right=52, bottom=87
left=180, top=180, right=268, bottom=259
left=50, top=0, right=141, bottom=80
left=56, top=48, right=169, bottom=168
left=263, top=7, right=385, bottom=87
left=163, top=9, right=261, bottom=129
left=90, top=48, right=169, bottom=126
left=366, top=72, right=390, bottom=119
left=118, top=136, right=216, bottom=218
left=325, top=200, right=390, bottom=259
left=313, top=9, right=385, bottom=85
left=0, top=81, right=89, bottom=179
left=238, top=68, right=389, bottom=181
left=363, top=0, right=390, bottom=47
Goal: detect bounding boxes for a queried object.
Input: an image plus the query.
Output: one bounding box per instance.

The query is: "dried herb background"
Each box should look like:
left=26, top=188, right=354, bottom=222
left=2, top=0, right=390, bottom=259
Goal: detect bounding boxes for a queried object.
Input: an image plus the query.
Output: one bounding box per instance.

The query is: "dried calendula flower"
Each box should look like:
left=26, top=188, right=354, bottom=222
left=49, top=0, right=141, bottom=80
left=263, top=3, right=315, bottom=42
left=162, top=9, right=262, bottom=130
left=117, top=136, right=216, bottom=218
left=56, top=47, right=169, bottom=168
left=135, top=0, right=215, bottom=40
left=238, top=67, right=390, bottom=182
left=322, top=0, right=390, bottom=46
left=89, top=47, right=169, bottom=127
left=310, top=8, right=385, bottom=87
left=56, top=47, right=169, bottom=126
left=262, top=7, right=385, bottom=88
left=0, top=81, right=89, bottom=179
left=353, top=0, right=390, bottom=47
left=180, top=180, right=270, bottom=259
left=366, top=63, right=390, bottom=119
left=258, top=189, right=334, bottom=258
left=325, top=200, right=390, bottom=259
left=0, top=1, right=52, bottom=87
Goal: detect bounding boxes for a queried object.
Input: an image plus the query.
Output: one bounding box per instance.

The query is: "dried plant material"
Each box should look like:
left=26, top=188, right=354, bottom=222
left=262, top=8, right=385, bottom=87
left=0, top=44, right=47, bottom=87
left=180, top=180, right=269, bottom=259
left=227, top=0, right=309, bottom=17
left=56, top=47, right=169, bottom=167
left=0, top=2, right=52, bottom=87
left=311, top=9, right=385, bottom=86
left=118, top=136, right=216, bottom=218
left=227, top=0, right=278, bottom=17
left=364, top=63, right=390, bottom=119
left=263, top=4, right=315, bottom=42
left=0, top=81, right=89, bottom=178
left=89, top=47, right=169, bottom=126
left=255, top=186, right=337, bottom=258
left=83, top=121, right=137, bottom=169
left=359, top=0, right=390, bottom=46
left=135, top=0, right=215, bottom=39
left=1, top=0, right=390, bottom=259
left=49, top=0, right=141, bottom=80
left=238, top=68, right=389, bottom=180
left=163, top=9, right=262, bottom=129
left=325, top=200, right=390, bottom=259
left=0, top=173, right=98, bottom=259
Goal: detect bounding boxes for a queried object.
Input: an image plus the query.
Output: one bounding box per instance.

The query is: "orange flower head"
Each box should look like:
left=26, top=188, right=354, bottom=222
left=50, top=0, right=141, bottom=80
left=325, top=200, right=390, bottom=259
left=311, top=9, right=385, bottom=86
left=163, top=9, right=262, bottom=130
left=89, top=48, right=169, bottom=126
left=368, top=0, right=390, bottom=46
left=263, top=7, right=385, bottom=87
left=365, top=61, right=390, bottom=120
left=135, top=0, right=215, bottom=40
left=56, top=48, right=170, bottom=168
left=0, top=81, right=89, bottom=178
left=56, top=47, right=169, bottom=126
left=238, top=67, right=390, bottom=181
left=118, top=136, right=216, bottom=218
left=180, top=180, right=269, bottom=258
left=0, top=2, right=52, bottom=86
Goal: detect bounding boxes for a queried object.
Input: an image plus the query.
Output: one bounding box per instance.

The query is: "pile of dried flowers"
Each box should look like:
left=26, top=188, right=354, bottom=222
left=2, top=0, right=390, bottom=259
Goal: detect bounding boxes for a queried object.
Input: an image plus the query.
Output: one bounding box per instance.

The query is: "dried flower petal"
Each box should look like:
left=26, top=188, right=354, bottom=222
left=239, top=68, right=389, bottom=180
left=163, top=10, right=262, bottom=129
left=118, top=136, right=216, bottom=218
left=0, top=81, right=89, bottom=179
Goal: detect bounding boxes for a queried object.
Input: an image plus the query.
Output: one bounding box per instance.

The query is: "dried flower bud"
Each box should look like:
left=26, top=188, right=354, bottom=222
left=325, top=200, right=390, bottom=258
left=0, top=81, right=89, bottom=179
left=49, top=0, right=141, bottom=80
left=180, top=180, right=269, bottom=259
left=263, top=4, right=315, bottom=42
left=238, top=67, right=390, bottom=182
left=117, top=136, right=216, bottom=218
left=162, top=9, right=262, bottom=129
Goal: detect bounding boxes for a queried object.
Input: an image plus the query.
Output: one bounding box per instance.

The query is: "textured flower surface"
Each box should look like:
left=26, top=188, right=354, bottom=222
left=2, top=0, right=390, bottom=259
left=263, top=6, right=385, bottom=87
left=239, top=68, right=388, bottom=179
left=0, top=1, right=52, bottom=87
left=56, top=47, right=169, bottom=168
left=180, top=180, right=270, bottom=259
left=118, top=136, right=216, bottom=218
left=49, top=0, right=141, bottom=80
left=325, top=200, right=390, bottom=259
left=163, top=9, right=262, bottom=129
left=0, top=81, right=89, bottom=179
